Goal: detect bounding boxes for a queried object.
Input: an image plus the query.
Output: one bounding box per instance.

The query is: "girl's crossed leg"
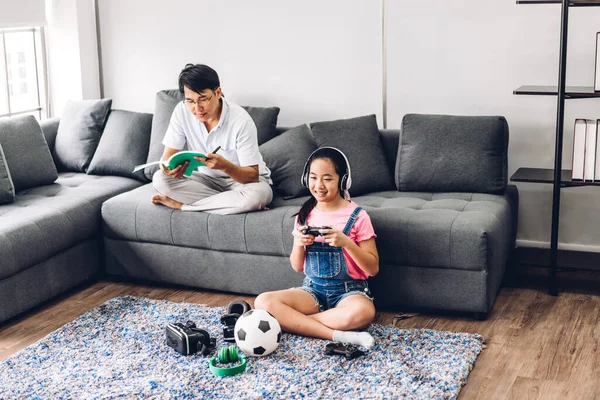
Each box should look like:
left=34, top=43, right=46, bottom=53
left=254, top=289, right=376, bottom=349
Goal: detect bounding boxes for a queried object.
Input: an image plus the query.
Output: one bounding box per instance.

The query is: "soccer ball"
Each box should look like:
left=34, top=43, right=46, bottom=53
left=234, top=309, right=282, bottom=357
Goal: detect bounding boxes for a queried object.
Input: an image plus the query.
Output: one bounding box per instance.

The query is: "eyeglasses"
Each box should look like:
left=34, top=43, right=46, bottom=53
left=184, top=95, right=213, bottom=107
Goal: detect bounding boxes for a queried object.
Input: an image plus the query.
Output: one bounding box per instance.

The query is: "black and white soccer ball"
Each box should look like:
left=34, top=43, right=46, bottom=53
left=234, top=309, right=282, bottom=357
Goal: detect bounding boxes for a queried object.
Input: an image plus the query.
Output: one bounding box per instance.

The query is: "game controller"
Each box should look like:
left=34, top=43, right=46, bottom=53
left=324, top=342, right=365, bottom=360
left=301, top=226, right=331, bottom=237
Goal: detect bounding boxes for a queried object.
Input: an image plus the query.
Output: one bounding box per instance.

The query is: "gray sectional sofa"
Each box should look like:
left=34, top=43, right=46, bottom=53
left=0, top=112, right=144, bottom=323
left=0, top=91, right=518, bottom=325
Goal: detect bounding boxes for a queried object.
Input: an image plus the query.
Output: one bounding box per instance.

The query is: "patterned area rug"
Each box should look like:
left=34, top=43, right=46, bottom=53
left=0, top=296, right=484, bottom=399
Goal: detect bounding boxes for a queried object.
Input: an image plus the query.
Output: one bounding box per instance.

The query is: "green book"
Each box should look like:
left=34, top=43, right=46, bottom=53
left=133, top=151, right=207, bottom=176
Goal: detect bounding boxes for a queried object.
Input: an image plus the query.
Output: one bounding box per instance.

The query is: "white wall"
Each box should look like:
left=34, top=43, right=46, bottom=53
left=97, top=0, right=383, bottom=127
left=45, top=0, right=99, bottom=116
left=60, top=0, right=600, bottom=250
left=76, top=0, right=100, bottom=100
left=0, top=0, right=46, bottom=28
left=386, top=1, right=600, bottom=250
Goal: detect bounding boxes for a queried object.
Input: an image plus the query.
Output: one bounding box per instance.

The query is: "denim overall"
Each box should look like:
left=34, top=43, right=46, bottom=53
left=301, top=206, right=373, bottom=311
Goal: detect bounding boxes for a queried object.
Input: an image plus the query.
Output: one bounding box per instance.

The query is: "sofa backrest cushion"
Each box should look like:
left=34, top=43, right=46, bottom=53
left=144, top=88, right=282, bottom=180
left=0, top=115, right=58, bottom=191
left=87, top=109, right=153, bottom=182
left=259, top=124, right=317, bottom=199
left=39, top=117, right=60, bottom=153
left=53, top=99, right=112, bottom=172
left=380, top=129, right=401, bottom=175
left=241, top=106, right=280, bottom=145
left=144, top=89, right=183, bottom=180
left=0, top=142, right=15, bottom=204
left=396, top=114, right=508, bottom=194
left=310, top=114, right=396, bottom=196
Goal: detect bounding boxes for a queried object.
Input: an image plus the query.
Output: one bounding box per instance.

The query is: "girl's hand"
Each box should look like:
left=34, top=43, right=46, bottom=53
left=321, top=226, right=351, bottom=248
left=294, top=225, right=315, bottom=247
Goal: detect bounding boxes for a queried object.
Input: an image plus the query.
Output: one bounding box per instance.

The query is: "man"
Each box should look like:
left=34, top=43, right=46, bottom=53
left=151, top=63, right=273, bottom=214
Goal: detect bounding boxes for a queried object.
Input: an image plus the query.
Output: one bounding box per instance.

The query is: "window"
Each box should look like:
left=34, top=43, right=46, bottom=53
left=0, top=27, right=47, bottom=119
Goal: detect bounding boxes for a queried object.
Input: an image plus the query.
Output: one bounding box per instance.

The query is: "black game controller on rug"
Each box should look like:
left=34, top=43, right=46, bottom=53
left=325, top=342, right=366, bottom=360
left=301, top=226, right=331, bottom=237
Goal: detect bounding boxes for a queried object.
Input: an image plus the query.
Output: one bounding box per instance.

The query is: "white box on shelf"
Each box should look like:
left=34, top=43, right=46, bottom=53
left=572, top=119, right=587, bottom=181
left=595, top=120, right=600, bottom=182
left=596, top=32, right=600, bottom=92
left=584, top=119, right=597, bottom=181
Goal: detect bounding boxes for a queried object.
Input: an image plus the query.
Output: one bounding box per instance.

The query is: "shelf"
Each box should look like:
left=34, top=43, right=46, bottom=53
left=510, top=167, right=600, bottom=186
left=517, top=0, right=600, bottom=6
left=513, top=85, right=600, bottom=98
left=515, top=0, right=600, bottom=296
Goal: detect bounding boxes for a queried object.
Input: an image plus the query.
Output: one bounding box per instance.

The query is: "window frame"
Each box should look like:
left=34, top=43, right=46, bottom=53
left=0, top=26, right=47, bottom=120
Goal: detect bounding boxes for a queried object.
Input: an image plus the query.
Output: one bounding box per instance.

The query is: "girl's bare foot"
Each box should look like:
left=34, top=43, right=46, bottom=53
left=151, top=194, right=183, bottom=210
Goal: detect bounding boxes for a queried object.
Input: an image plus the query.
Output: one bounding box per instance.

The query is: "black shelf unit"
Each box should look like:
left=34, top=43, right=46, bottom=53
left=516, top=0, right=600, bottom=6
left=514, top=85, right=600, bottom=98
left=511, top=167, right=600, bottom=186
left=511, top=0, right=600, bottom=295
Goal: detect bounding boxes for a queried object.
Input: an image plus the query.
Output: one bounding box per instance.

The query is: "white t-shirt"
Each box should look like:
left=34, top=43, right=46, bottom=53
left=162, top=98, right=272, bottom=183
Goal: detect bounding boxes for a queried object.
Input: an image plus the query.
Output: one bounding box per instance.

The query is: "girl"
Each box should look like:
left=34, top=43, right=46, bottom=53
left=254, top=147, right=379, bottom=349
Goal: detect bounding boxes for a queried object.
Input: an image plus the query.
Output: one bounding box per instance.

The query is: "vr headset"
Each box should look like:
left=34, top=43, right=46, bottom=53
left=165, top=320, right=216, bottom=356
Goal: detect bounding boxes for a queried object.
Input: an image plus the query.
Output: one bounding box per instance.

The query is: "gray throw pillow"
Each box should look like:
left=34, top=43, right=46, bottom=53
left=242, top=106, right=280, bottom=145
left=0, top=115, right=58, bottom=191
left=144, top=89, right=183, bottom=180
left=87, top=110, right=153, bottom=182
left=396, top=114, right=508, bottom=194
left=53, top=99, right=112, bottom=172
left=259, top=124, right=317, bottom=199
left=0, top=142, right=15, bottom=204
left=310, top=114, right=395, bottom=196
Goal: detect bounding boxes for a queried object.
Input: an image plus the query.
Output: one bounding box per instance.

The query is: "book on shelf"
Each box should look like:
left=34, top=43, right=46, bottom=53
left=572, top=119, right=587, bottom=181
left=596, top=32, right=600, bottom=92
left=584, top=119, right=597, bottom=181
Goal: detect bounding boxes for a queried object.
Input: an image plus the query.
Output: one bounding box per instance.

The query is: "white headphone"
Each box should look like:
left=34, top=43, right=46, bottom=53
left=300, top=147, right=352, bottom=198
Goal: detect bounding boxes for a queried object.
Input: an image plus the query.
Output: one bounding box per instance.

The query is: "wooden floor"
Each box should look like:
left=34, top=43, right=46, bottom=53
left=1, top=268, right=600, bottom=399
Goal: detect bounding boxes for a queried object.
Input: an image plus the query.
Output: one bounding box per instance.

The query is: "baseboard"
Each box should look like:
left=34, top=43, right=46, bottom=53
left=516, top=247, right=600, bottom=272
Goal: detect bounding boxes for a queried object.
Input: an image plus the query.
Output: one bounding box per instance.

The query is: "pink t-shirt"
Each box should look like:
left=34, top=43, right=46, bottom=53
left=294, top=200, right=377, bottom=280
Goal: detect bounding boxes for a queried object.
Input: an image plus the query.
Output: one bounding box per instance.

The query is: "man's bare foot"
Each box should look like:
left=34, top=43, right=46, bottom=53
left=151, top=194, right=183, bottom=210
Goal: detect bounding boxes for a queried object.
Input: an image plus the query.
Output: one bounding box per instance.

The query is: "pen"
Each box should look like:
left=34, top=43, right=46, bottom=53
left=211, top=146, right=221, bottom=154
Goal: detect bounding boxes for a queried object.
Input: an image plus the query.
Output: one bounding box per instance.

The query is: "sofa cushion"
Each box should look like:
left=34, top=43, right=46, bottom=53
left=310, top=115, right=395, bottom=196
left=145, top=90, right=183, bottom=180
left=396, top=114, right=508, bottom=194
left=259, top=124, right=317, bottom=199
left=102, top=186, right=514, bottom=276
left=242, top=106, right=280, bottom=145
left=102, top=184, right=299, bottom=257
left=0, top=173, right=142, bottom=280
left=88, top=110, right=153, bottom=182
left=0, top=115, right=58, bottom=191
left=0, top=142, right=15, bottom=204
left=53, top=99, right=112, bottom=172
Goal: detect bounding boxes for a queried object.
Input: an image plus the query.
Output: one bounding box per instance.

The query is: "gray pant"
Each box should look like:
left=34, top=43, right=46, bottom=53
left=152, top=170, right=273, bottom=214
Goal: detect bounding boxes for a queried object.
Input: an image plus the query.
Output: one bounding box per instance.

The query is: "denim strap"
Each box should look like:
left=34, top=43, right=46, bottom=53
left=342, top=207, right=363, bottom=236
